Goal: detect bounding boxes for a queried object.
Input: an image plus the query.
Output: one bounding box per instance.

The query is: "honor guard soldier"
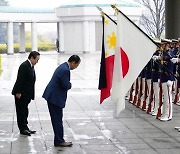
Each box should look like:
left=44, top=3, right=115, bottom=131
left=139, top=67, right=146, bottom=108
left=172, top=39, right=180, bottom=131
left=158, top=39, right=175, bottom=121
left=171, top=39, right=180, bottom=105
left=171, top=39, right=179, bottom=103
left=145, top=59, right=153, bottom=112
left=151, top=40, right=162, bottom=116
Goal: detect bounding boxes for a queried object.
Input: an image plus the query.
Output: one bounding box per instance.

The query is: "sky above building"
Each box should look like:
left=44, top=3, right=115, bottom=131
left=8, top=0, right=67, bottom=8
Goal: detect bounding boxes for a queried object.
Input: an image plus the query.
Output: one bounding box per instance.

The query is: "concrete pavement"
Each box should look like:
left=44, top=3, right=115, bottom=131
left=0, top=52, right=180, bottom=154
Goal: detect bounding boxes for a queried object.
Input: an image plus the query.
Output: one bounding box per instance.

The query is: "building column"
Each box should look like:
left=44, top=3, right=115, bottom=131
left=89, top=21, right=95, bottom=52
left=19, top=23, right=25, bottom=53
left=57, top=22, right=59, bottom=40
left=7, top=21, right=14, bottom=55
left=59, top=22, right=64, bottom=52
left=165, top=0, right=180, bottom=39
left=83, top=21, right=90, bottom=53
left=31, top=22, right=38, bottom=51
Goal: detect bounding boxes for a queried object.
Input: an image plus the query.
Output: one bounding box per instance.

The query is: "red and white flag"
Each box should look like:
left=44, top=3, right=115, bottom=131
left=111, top=10, right=157, bottom=114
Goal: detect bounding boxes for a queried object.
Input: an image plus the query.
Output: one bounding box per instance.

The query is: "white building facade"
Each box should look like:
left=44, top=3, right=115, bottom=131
left=56, top=0, right=142, bottom=53
left=0, top=0, right=142, bottom=54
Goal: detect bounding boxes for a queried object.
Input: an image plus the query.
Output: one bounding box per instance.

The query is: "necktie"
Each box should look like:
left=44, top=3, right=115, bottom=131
left=32, top=66, right=35, bottom=76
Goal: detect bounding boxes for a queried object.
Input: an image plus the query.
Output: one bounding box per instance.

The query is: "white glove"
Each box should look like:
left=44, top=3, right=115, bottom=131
left=167, top=80, right=173, bottom=87
left=171, top=58, right=178, bottom=64
left=152, top=55, right=159, bottom=61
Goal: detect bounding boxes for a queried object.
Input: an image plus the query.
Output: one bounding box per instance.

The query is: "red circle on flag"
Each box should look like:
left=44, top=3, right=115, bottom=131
left=120, top=47, right=129, bottom=78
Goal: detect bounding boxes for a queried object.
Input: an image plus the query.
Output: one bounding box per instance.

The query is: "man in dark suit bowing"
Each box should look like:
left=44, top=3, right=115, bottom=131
left=12, top=51, right=40, bottom=136
left=42, top=55, right=81, bottom=147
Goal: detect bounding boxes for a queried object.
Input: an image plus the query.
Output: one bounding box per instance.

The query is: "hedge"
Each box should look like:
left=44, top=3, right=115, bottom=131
left=0, top=43, right=56, bottom=54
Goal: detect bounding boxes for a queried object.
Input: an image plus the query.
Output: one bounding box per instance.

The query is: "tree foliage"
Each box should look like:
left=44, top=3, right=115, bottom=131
left=0, top=0, right=9, bottom=6
left=25, top=31, right=52, bottom=44
left=0, top=0, right=9, bottom=43
left=0, top=23, right=7, bottom=43
left=136, top=0, right=165, bottom=39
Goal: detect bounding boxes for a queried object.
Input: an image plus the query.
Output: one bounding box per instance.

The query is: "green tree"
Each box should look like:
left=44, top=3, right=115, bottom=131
left=0, top=23, right=7, bottom=43
left=25, top=31, right=31, bottom=44
left=0, top=0, right=8, bottom=6
left=13, top=23, right=20, bottom=43
left=38, top=34, right=52, bottom=44
left=25, top=31, right=52, bottom=44
left=0, top=0, right=9, bottom=43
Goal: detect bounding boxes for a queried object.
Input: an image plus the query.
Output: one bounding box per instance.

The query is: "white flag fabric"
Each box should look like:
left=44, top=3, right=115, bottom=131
left=111, top=11, right=157, bottom=115
left=104, top=14, right=116, bottom=58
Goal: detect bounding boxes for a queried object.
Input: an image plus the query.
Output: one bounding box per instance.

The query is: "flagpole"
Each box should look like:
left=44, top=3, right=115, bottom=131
left=96, top=6, right=117, bottom=25
left=96, top=6, right=104, bottom=17
left=97, top=6, right=117, bottom=104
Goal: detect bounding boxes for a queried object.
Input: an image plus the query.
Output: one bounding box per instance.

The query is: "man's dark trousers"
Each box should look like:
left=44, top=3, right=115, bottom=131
left=15, top=97, right=30, bottom=131
left=47, top=102, right=64, bottom=144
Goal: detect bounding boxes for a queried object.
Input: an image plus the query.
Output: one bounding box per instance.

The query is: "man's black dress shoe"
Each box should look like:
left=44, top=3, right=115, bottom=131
left=54, top=142, right=73, bottom=147
left=28, top=130, right=36, bottom=134
left=20, top=130, right=31, bottom=136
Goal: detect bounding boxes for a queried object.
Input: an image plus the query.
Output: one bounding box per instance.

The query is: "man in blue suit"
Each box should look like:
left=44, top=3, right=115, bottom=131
left=42, top=55, right=81, bottom=147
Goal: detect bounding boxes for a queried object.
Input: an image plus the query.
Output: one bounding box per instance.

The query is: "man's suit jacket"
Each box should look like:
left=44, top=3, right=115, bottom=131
left=12, top=60, right=36, bottom=101
left=42, top=62, right=72, bottom=108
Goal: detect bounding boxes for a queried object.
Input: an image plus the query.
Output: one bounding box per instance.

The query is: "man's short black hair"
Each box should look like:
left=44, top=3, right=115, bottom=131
left=28, top=51, right=40, bottom=59
left=68, top=55, right=80, bottom=63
